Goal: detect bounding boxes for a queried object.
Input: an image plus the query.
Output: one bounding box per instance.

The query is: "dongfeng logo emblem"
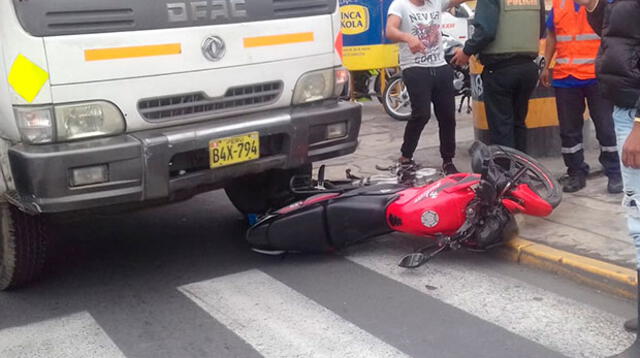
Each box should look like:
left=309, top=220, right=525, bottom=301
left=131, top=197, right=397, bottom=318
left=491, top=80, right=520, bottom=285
left=202, top=36, right=226, bottom=61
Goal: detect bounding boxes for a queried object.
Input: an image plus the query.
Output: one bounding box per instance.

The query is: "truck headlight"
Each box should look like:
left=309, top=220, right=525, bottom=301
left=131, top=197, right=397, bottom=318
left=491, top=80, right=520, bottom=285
left=14, top=101, right=125, bottom=144
left=55, top=102, right=124, bottom=141
left=292, top=67, right=347, bottom=105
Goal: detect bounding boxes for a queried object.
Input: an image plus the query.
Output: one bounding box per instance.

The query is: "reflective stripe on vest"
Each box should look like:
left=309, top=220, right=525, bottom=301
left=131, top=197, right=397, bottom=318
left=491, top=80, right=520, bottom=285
left=552, top=0, right=600, bottom=80
left=556, top=35, right=574, bottom=42
left=556, top=34, right=600, bottom=42
left=575, top=33, right=600, bottom=41
left=573, top=58, right=595, bottom=64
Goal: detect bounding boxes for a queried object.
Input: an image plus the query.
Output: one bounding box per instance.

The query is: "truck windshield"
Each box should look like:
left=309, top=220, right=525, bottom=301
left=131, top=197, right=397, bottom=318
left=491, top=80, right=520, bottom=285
left=12, top=0, right=336, bottom=36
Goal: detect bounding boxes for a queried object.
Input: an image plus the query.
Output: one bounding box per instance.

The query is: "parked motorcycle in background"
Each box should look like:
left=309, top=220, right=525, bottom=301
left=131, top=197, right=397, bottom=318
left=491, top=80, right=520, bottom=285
left=342, top=4, right=474, bottom=121
left=382, top=32, right=473, bottom=120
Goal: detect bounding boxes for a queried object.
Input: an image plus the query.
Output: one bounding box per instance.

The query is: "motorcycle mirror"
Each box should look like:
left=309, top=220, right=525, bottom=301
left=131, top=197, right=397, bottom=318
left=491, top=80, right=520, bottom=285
left=398, top=253, right=427, bottom=268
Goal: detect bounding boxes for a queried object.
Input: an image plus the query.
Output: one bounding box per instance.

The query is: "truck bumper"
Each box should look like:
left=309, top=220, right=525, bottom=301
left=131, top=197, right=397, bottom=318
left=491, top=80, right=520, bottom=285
left=8, top=101, right=361, bottom=214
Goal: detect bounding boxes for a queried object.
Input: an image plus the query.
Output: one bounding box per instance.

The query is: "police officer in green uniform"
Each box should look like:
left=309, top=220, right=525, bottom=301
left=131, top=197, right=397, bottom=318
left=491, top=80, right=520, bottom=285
left=452, top=0, right=546, bottom=153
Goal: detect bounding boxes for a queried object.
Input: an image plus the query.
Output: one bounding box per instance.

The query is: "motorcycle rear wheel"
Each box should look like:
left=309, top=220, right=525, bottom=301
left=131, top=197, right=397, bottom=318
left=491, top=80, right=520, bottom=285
left=476, top=145, right=562, bottom=208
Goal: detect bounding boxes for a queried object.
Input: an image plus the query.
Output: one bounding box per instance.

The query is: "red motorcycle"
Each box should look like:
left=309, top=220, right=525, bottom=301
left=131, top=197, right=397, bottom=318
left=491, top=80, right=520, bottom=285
left=246, top=142, right=561, bottom=268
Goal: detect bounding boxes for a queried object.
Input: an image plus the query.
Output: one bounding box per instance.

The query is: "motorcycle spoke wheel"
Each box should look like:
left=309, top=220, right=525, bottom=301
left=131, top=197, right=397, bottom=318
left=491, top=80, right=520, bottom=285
left=383, top=76, right=412, bottom=120
left=489, top=146, right=562, bottom=208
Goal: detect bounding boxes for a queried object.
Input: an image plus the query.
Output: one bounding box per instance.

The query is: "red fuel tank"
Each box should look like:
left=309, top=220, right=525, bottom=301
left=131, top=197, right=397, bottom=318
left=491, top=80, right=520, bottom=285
left=386, top=174, right=479, bottom=237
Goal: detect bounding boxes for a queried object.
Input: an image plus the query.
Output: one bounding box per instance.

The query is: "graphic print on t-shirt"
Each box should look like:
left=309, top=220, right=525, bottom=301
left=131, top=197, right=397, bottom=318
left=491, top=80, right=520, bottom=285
left=409, top=11, right=442, bottom=65
left=388, top=0, right=446, bottom=69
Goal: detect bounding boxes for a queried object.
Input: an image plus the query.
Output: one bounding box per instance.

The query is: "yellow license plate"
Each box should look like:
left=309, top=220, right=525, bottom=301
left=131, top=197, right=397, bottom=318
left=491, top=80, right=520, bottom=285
left=209, top=132, right=260, bottom=169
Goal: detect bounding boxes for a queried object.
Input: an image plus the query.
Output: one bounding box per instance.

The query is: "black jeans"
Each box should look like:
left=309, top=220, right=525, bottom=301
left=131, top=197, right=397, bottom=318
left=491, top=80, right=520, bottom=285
left=400, top=65, right=456, bottom=160
left=555, top=83, right=620, bottom=177
left=481, top=61, right=539, bottom=153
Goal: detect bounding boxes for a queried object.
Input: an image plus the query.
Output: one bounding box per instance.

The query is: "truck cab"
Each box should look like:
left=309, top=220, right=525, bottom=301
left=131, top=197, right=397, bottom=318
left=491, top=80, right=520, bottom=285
left=0, top=0, right=361, bottom=289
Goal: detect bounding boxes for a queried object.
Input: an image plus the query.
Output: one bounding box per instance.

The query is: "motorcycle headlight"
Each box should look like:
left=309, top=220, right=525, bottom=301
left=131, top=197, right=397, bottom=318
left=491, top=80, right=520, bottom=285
left=14, top=101, right=125, bottom=144
left=55, top=102, right=124, bottom=141
left=292, top=67, right=347, bottom=105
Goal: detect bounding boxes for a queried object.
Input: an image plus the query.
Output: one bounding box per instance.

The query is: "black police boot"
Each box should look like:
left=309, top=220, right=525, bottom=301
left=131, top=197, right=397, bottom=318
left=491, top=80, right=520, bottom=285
left=608, top=174, right=623, bottom=194
left=611, top=270, right=640, bottom=357
left=562, top=174, right=586, bottom=193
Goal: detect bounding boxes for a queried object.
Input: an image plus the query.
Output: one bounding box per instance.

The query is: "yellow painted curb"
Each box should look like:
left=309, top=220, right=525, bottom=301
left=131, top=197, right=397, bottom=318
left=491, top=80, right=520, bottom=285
left=501, top=237, right=637, bottom=299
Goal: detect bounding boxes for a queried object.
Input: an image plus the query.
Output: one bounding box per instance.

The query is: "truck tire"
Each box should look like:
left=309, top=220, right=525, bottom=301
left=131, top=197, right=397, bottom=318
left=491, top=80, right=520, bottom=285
left=0, top=204, right=49, bottom=290
left=225, top=164, right=312, bottom=215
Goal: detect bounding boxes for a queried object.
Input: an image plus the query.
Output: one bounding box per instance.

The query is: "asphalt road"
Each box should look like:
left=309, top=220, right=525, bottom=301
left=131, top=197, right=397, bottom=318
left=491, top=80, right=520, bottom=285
left=0, top=190, right=635, bottom=358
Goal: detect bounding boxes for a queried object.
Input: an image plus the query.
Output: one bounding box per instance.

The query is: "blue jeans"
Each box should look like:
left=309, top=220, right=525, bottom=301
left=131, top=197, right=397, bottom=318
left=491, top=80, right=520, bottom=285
left=613, top=105, right=640, bottom=269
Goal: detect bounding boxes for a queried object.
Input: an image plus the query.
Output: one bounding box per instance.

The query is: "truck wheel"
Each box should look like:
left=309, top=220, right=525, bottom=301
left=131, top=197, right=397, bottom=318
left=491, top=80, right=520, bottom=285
left=225, top=164, right=311, bottom=215
left=0, top=204, right=49, bottom=290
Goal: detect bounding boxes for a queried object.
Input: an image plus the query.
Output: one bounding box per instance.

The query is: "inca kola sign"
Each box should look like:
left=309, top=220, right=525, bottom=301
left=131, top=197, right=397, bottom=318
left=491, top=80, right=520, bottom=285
left=340, top=5, right=370, bottom=35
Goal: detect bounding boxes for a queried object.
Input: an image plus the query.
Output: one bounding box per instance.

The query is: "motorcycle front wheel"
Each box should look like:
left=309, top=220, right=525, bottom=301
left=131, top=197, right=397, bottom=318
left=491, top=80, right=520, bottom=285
left=475, top=145, right=563, bottom=208
left=382, top=76, right=412, bottom=121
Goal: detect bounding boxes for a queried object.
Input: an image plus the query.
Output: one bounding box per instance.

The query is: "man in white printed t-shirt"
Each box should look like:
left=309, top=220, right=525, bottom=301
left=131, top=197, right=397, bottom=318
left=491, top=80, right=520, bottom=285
left=386, top=0, right=466, bottom=174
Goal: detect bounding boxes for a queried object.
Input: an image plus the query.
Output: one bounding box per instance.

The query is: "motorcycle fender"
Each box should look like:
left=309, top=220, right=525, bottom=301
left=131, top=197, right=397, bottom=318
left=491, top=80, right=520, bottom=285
left=509, top=184, right=553, bottom=217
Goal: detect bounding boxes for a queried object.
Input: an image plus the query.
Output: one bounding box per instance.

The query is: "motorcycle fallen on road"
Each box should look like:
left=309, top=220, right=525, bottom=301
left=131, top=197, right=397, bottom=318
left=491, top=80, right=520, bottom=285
left=246, top=142, right=561, bottom=268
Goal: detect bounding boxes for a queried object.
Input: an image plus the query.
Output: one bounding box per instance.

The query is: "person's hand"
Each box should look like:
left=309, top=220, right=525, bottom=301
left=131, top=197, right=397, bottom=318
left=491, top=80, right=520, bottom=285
left=451, top=48, right=470, bottom=66
left=622, top=123, right=640, bottom=168
left=540, top=68, right=551, bottom=87
left=407, top=36, right=426, bottom=54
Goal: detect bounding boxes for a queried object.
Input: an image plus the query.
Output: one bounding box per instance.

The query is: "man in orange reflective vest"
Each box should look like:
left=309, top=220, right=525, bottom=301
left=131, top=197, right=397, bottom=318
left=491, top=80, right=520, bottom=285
left=540, top=0, right=622, bottom=193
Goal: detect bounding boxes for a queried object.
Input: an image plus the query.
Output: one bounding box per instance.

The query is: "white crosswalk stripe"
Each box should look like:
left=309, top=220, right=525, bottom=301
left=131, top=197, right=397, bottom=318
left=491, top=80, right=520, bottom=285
left=0, top=311, right=126, bottom=358
left=344, top=235, right=634, bottom=358
left=179, top=269, right=410, bottom=358
left=0, top=243, right=634, bottom=358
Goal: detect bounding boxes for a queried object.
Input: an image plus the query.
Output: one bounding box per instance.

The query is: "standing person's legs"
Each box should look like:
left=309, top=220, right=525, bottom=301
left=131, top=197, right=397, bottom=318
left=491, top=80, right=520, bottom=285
left=613, top=106, right=640, bottom=268
left=555, top=86, right=589, bottom=192
left=511, top=61, right=539, bottom=153
left=613, top=106, right=640, bottom=341
left=482, top=67, right=516, bottom=148
left=431, top=65, right=457, bottom=173
left=400, top=67, right=433, bottom=161
left=585, top=83, right=622, bottom=193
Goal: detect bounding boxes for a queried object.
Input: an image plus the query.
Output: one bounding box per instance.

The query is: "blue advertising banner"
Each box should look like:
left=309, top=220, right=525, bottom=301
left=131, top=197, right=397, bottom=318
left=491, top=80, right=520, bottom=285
left=339, top=0, right=399, bottom=70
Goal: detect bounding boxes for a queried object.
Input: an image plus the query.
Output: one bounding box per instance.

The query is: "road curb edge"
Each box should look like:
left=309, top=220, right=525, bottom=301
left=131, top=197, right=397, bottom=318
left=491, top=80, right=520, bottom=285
left=498, top=237, right=638, bottom=299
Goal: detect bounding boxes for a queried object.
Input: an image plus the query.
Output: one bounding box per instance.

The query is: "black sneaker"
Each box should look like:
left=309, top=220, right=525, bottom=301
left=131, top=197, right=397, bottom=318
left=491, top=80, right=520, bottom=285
left=442, top=161, right=459, bottom=175
left=607, top=174, right=623, bottom=194
left=562, top=175, right=586, bottom=193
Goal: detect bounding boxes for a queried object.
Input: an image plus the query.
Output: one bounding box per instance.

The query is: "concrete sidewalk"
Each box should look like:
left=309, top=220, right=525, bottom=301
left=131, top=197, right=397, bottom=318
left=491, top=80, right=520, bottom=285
left=319, top=101, right=637, bottom=297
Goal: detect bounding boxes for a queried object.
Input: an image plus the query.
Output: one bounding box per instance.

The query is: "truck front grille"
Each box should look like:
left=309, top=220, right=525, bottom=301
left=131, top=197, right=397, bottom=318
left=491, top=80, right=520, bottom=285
left=45, top=8, right=135, bottom=32
left=138, top=81, right=283, bottom=122
left=273, top=0, right=332, bottom=17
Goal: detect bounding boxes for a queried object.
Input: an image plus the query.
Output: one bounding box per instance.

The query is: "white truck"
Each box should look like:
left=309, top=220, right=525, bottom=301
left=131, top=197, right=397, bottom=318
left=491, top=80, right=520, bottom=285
left=0, top=0, right=361, bottom=289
